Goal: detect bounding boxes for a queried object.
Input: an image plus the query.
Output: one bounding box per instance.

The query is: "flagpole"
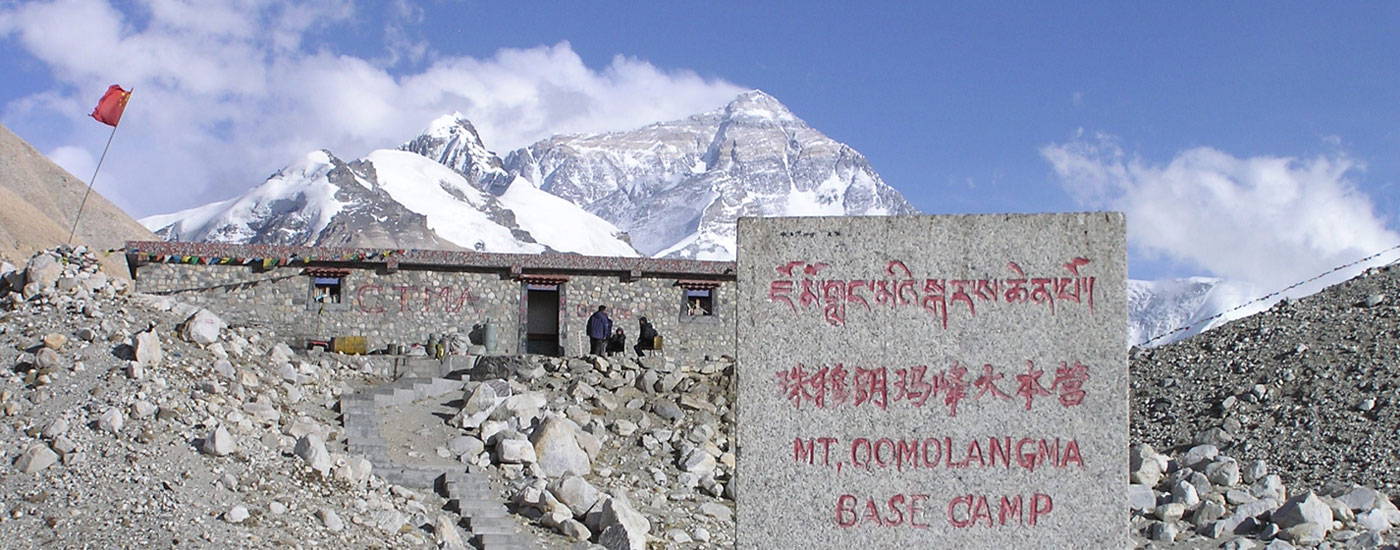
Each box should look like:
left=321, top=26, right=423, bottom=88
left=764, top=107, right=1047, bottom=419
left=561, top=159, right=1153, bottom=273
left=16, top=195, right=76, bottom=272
left=68, top=99, right=125, bottom=246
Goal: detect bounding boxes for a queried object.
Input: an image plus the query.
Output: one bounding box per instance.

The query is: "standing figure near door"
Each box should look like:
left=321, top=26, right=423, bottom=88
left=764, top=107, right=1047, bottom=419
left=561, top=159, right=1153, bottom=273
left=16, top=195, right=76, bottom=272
left=586, top=305, right=612, bottom=356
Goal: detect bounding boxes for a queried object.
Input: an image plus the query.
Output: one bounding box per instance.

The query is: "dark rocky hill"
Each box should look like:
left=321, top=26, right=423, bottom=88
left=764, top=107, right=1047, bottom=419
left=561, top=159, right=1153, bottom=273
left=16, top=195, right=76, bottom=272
left=1131, top=262, right=1400, bottom=494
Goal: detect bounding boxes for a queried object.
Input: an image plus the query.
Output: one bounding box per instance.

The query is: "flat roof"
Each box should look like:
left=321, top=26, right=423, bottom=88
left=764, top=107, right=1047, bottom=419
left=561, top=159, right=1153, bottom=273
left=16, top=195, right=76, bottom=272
left=125, top=241, right=736, bottom=279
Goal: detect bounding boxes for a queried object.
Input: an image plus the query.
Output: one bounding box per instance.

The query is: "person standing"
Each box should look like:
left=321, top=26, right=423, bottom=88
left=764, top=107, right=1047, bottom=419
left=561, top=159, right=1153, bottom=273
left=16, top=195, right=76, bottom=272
left=634, top=316, right=659, bottom=357
left=586, top=305, right=612, bottom=356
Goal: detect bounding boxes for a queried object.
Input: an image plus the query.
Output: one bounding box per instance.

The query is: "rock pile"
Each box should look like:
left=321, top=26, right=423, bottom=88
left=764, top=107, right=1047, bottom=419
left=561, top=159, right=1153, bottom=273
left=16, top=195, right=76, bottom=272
left=0, top=248, right=458, bottom=548
left=444, top=353, right=737, bottom=548
left=1131, top=442, right=1400, bottom=548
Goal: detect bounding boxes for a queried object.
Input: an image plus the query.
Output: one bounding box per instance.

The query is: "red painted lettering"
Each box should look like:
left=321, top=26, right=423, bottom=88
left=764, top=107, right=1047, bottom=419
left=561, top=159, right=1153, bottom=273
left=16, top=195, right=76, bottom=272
left=1030, top=493, right=1053, bottom=526
left=355, top=284, right=385, bottom=313
left=850, top=438, right=871, bottom=469
left=998, top=495, right=1023, bottom=526
left=794, top=438, right=814, bottom=464
left=836, top=495, right=858, bottom=527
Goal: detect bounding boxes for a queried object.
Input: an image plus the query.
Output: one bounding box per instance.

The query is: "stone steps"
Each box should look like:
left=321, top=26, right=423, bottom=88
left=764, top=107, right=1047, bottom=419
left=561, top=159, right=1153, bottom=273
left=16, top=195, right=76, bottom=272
left=340, top=369, right=531, bottom=549
left=439, top=471, right=532, bottom=549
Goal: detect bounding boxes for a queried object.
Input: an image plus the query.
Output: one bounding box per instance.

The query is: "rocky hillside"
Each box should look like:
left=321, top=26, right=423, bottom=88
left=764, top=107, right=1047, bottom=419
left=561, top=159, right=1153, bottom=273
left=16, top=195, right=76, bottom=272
left=1129, top=263, right=1400, bottom=547
left=0, top=123, right=155, bottom=275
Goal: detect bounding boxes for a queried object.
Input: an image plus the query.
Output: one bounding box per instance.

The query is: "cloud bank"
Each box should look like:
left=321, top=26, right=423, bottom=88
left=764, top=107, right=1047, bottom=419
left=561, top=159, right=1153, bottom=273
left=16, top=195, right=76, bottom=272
left=1043, top=133, right=1400, bottom=289
left=0, top=0, right=746, bottom=216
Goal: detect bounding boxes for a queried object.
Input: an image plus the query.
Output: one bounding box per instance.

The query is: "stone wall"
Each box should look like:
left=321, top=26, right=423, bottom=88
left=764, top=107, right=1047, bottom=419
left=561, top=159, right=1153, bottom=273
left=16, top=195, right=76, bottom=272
left=132, top=262, right=735, bottom=361
left=134, top=263, right=521, bottom=354
left=561, top=275, right=734, bottom=360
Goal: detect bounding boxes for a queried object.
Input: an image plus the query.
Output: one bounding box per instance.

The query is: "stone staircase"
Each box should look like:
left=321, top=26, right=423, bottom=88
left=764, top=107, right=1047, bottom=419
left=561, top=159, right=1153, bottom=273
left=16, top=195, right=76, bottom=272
left=340, top=356, right=533, bottom=549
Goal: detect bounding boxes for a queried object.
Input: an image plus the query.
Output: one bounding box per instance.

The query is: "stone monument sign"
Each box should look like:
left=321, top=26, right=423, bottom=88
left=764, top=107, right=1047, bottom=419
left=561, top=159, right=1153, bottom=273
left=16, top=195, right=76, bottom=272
left=736, top=213, right=1127, bottom=549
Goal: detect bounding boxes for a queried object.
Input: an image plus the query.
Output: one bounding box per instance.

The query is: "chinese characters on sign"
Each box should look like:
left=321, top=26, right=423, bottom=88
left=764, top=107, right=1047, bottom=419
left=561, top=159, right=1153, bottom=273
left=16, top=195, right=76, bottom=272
left=775, top=360, right=1091, bottom=415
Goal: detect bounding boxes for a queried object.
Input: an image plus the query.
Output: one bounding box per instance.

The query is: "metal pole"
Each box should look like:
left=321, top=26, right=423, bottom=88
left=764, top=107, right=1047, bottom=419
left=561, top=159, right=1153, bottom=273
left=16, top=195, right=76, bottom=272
left=67, top=121, right=122, bottom=245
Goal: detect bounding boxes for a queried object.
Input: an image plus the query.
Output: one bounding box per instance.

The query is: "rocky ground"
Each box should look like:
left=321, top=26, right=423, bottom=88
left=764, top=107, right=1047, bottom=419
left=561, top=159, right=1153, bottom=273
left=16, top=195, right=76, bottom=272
left=1130, top=264, right=1400, bottom=548
left=2, top=246, right=1399, bottom=549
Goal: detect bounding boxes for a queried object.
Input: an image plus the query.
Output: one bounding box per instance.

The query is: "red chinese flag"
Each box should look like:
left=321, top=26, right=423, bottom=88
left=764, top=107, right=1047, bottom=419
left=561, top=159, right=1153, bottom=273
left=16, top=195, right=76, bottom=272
left=90, top=85, right=132, bottom=127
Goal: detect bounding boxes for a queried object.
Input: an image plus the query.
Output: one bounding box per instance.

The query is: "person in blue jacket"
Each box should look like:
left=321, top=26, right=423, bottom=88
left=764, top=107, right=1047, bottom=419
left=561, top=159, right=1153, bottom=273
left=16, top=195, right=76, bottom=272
left=586, top=305, right=612, bottom=356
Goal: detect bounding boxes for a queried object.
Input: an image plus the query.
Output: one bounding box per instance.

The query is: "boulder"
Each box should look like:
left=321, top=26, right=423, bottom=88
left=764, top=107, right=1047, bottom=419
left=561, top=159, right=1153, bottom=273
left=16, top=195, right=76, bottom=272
left=14, top=443, right=59, bottom=473
left=201, top=426, right=235, bottom=456
left=548, top=474, right=602, bottom=517
left=294, top=434, right=332, bottom=475
left=531, top=415, right=591, bottom=477
left=178, top=309, right=225, bottom=345
left=133, top=329, right=162, bottom=368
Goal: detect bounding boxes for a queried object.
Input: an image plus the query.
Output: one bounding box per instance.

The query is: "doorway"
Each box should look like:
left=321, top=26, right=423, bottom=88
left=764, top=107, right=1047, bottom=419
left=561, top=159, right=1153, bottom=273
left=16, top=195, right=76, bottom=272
left=524, top=283, right=561, bottom=355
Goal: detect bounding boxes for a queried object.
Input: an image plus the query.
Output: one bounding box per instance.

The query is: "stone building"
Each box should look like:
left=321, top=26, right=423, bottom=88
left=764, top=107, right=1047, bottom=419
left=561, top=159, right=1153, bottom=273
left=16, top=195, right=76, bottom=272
left=124, top=241, right=736, bottom=361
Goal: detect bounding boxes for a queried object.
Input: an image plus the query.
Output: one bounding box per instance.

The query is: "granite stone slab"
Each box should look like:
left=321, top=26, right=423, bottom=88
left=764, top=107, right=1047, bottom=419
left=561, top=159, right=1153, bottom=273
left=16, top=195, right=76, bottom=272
left=736, top=213, right=1128, bottom=549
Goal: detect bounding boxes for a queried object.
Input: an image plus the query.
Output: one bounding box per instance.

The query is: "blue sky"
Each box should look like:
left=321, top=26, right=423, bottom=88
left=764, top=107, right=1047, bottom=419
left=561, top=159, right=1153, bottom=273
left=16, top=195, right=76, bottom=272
left=2, top=1, right=1398, bottom=287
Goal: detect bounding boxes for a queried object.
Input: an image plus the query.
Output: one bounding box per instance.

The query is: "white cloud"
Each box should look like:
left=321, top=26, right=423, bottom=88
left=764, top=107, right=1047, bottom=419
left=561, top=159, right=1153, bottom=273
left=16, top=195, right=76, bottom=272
left=1043, top=133, right=1400, bottom=289
left=0, top=1, right=746, bottom=217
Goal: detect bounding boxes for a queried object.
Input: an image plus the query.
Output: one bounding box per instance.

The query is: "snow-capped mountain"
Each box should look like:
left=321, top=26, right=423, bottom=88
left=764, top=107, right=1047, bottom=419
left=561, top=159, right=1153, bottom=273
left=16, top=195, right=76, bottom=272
left=502, top=90, right=918, bottom=259
left=141, top=146, right=638, bottom=256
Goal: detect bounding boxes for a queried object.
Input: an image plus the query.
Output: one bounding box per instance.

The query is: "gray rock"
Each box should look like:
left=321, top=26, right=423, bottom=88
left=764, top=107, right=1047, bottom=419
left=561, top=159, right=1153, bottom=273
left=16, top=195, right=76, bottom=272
left=434, top=514, right=469, bottom=550
left=24, top=254, right=61, bottom=289
left=224, top=505, right=249, bottom=523
left=1155, top=502, right=1185, bottom=522
left=1281, top=522, right=1327, bottom=545
left=1251, top=474, right=1287, bottom=500
left=201, top=426, right=235, bottom=456
left=178, top=309, right=225, bottom=345
left=371, top=509, right=405, bottom=533
left=548, top=474, right=602, bottom=517
left=133, top=329, right=162, bottom=368
left=593, top=494, right=650, bottom=550
left=1194, top=500, right=1227, bottom=524
left=1148, top=521, right=1177, bottom=542
left=652, top=400, right=685, bottom=424
left=1261, top=539, right=1294, bottom=550
left=97, top=407, right=124, bottom=434
left=42, top=418, right=69, bottom=439
left=452, top=383, right=499, bottom=429
left=1241, top=459, right=1268, bottom=484
left=1273, top=491, right=1333, bottom=530
left=33, top=348, right=62, bottom=371
left=679, top=447, right=717, bottom=475
left=1182, top=444, right=1219, bottom=469
left=497, top=439, right=537, bottom=464
left=333, top=456, right=372, bottom=484
left=1170, top=479, right=1200, bottom=507
left=317, top=508, right=344, bottom=531
left=1219, top=537, right=1258, bottom=550
left=446, top=436, right=485, bottom=459
left=14, top=443, right=59, bottom=473
left=1129, top=443, right=1167, bottom=486
left=1206, top=458, right=1241, bottom=487
left=699, top=502, right=732, bottom=521
left=530, top=415, right=591, bottom=477
left=1128, top=483, right=1157, bottom=512
left=294, top=434, right=332, bottom=475
left=557, top=518, right=590, bottom=541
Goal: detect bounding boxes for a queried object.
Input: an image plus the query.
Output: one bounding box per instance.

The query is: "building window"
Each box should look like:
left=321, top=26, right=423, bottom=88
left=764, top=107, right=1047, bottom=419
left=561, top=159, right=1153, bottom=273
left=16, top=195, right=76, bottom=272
left=686, top=288, right=714, bottom=316
left=313, top=276, right=343, bottom=304
left=676, top=280, right=721, bottom=323
left=305, top=268, right=351, bottom=312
